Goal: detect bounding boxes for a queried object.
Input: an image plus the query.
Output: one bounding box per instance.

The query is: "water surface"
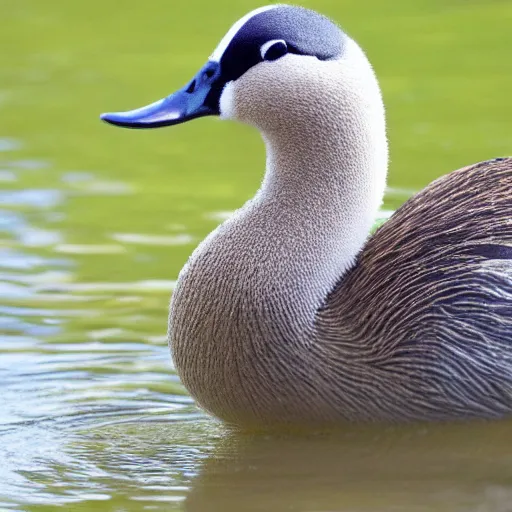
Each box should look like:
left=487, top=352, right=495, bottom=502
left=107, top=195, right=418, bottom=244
left=1, top=0, right=511, bottom=510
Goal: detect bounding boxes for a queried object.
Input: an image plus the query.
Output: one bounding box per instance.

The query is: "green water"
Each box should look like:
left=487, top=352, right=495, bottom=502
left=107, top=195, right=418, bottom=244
left=1, top=0, right=511, bottom=510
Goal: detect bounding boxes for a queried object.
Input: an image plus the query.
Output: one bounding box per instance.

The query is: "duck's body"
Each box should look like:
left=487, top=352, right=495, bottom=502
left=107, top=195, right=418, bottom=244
left=171, top=155, right=512, bottom=427
left=101, top=5, right=512, bottom=427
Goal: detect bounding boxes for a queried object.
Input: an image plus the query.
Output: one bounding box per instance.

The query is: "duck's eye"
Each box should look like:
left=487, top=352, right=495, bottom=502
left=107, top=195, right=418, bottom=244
left=260, top=39, right=288, bottom=61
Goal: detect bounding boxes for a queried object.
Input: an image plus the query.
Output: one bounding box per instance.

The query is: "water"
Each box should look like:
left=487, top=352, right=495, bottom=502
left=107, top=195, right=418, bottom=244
left=1, top=0, right=511, bottom=510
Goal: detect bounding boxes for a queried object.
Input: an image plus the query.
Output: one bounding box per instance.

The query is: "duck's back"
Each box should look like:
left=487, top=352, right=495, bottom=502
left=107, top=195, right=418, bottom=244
left=318, top=157, right=512, bottom=420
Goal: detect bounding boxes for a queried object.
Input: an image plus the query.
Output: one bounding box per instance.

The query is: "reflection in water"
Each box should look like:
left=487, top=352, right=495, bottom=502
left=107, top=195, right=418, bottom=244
left=112, top=233, right=194, bottom=246
left=8, top=419, right=512, bottom=512
left=0, top=138, right=22, bottom=153
left=184, top=423, right=512, bottom=512
left=0, top=189, right=63, bottom=209
left=54, top=243, right=127, bottom=254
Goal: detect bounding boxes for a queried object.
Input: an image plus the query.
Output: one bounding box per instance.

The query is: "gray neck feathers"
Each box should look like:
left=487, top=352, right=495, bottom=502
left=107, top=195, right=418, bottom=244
left=250, top=104, right=387, bottom=338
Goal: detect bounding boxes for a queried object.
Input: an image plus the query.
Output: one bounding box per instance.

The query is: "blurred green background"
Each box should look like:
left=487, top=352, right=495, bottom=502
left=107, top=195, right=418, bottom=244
left=1, top=0, right=511, bottom=510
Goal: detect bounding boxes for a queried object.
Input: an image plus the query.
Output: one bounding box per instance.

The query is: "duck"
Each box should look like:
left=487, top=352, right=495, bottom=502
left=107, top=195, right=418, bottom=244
left=101, top=4, right=512, bottom=428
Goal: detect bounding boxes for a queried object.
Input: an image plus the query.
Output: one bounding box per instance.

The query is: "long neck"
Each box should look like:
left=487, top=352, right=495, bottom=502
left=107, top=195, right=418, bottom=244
left=169, top=64, right=388, bottom=423
left=234, top=118, right=387, bottom=337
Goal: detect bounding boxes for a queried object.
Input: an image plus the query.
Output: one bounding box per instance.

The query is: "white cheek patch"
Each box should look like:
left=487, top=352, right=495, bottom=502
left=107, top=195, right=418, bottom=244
left=219, top=81, right=236, bottom=120
left=210, top=4, right=280, bottom=62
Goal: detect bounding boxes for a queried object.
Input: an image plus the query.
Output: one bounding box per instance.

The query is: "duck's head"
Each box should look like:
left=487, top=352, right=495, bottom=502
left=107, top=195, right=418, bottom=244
left=101, top=4, right=383, bottom=136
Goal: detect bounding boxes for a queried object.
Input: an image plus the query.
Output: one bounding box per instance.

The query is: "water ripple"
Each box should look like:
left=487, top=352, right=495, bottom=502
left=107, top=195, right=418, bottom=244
left=0, top=147, right=197, bottom=509
left=0, top=189, right=63, bottom=209
left=0, top=137, right=22, bottom=152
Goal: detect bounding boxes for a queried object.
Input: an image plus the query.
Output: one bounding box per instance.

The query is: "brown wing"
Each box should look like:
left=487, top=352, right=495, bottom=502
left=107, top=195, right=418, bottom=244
left=317, top=157, right=512, bottom=418
left=322, top=158, right=511, bottom=355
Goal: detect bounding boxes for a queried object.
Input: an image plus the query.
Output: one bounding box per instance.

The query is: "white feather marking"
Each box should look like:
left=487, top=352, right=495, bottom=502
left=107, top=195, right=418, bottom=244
left=210, top=5, right=280, bottom=62
left=260, top=39, right=286, bottom=60
left=219, top=81, right=235, bottom=119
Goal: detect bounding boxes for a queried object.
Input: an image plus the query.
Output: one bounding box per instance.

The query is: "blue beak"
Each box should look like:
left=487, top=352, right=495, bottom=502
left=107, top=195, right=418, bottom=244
left=100, top=61, right=222, bottom=129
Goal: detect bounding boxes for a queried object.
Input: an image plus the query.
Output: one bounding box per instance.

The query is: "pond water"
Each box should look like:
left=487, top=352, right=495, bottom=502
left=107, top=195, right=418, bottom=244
left=1, top=0, right=511, bottom=510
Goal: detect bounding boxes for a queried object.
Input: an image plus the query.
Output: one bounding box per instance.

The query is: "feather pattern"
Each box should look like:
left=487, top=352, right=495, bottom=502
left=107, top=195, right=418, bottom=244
left=170, top=158, right=512, bottom=426
left=316, top=158, right=512, bottom=421
left=158, top=6, right=512, bottom=427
